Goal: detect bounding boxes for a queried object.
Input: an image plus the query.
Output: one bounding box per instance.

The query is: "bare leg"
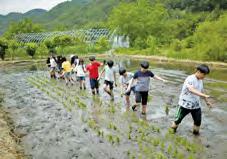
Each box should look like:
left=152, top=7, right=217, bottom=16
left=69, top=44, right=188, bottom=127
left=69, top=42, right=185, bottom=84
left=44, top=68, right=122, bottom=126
left=103, top=84, right=111, bottom=95
left=96, top=88, right=99, bottom=95
left=125, top=95, right=130, bottom=111
left=193, top=125, right=200, bottom=135
left=92, top=89, right=95, bottom=95
left=82, top=80, right=86, bottom=89
left=132, top=103, right=139, bottom=111
left=65, top=78, right=69, bottom=86
left=79, top=80, right=82, bottom=89
left=142, top=105, right=147, bottom=114
left=69, top=78, right=73, bottom=85
left=171, top=121, right=178, bottom=132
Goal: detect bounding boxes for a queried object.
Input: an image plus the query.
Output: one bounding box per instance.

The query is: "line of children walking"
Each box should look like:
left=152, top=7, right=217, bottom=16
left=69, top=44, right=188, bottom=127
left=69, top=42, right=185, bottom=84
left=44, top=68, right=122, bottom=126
left=47, top=55, right=213, bottom=135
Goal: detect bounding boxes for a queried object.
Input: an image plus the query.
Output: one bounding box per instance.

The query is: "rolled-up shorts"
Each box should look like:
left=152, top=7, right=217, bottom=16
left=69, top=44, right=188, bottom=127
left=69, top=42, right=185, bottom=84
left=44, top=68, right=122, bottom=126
left=135, top=91, right=148, bottom=105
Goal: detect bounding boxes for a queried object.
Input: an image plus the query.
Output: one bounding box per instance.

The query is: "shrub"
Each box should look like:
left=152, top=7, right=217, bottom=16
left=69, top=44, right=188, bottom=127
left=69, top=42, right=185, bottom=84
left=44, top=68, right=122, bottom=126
left=0, top=38, right=8, bottom=60
left=26, top=43, right=37, bottom=58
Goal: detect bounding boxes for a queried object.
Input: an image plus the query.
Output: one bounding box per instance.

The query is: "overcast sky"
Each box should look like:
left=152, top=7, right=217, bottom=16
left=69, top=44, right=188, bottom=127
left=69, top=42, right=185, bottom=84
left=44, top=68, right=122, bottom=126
left=0, top=0, right=68, bottom=15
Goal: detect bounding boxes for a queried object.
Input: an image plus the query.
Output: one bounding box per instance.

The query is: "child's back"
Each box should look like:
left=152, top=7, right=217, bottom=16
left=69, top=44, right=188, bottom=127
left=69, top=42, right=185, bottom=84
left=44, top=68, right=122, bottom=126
left=86, top=61, right=101, bottom=79
left=104, top=65, right=116, bottom=82
left=134, top=70, right=154, bottom=92
left=76, top=64, right=86, bottom=77
left=62, top=61, right=71, bottom=73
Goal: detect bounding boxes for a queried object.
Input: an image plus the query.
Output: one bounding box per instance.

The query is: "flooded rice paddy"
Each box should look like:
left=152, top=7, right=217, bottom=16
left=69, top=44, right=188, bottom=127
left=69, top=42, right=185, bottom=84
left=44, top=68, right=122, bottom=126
left=0, top=58, right=226, bottom=159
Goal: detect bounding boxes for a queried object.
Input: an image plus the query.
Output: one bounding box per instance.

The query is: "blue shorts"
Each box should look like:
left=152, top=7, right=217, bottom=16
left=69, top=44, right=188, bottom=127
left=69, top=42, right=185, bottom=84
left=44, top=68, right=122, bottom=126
left=125, top=86, right=135, bottom=96
left=78, top=76, right=85, bottom=81
left=90, top=78, right=99, bottom=89
left=64, top=72, right=71, bottom=78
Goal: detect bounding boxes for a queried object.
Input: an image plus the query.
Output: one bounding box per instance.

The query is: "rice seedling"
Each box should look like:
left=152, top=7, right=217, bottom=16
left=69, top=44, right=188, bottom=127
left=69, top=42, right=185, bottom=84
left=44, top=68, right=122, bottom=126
left=106, top=134, right=114, bottom=144
left=113, top=125, right=117, bottom=131
left=188, top=153, right=195, bottom=159
left=160, top=141, right=165, bottom=151
left=176, top=151, right=184, bottom=159
left=129, top=125, right=133, bottom=133
left=127, top=150, right=131, bottom=157
left=138, top=154, right=143, bottom=159
left=115, top=136, right=120, bottom=144
left=164, top=104, right=169, bottom=115
left=108, top=123, right=113, bottom=129
left=108, top=106, right=115, bottom=114
left=167, top=144, right=172, bottom=154
left=130, top=154, right=136, bottom=159
left=78, top=101, right=87, bottom=109
left=138, top=127, right=143, bottom=133
left=156, top=127, right=160, bottom=133
left=155, top=152, right=167, bottom=159
left=128, top=133, right=131, bottom=140
left=152, top=138, right=160, bottom=147
left=172, top=148, right=178, bottom=158
left=87, top=119, right=97, bottom=129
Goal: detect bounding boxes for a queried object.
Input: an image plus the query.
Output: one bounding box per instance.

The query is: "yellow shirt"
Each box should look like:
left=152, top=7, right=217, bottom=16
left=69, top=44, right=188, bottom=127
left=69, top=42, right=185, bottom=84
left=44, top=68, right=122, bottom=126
left=62, top=61, right=72, bottom=72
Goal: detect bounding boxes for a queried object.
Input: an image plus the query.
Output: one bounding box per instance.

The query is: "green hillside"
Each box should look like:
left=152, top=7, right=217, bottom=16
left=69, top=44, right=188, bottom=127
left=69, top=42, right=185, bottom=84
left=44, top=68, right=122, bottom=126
left=0, top=0, right=227, bottom=62
left=0, top=0, right=120, bottom=33
left=0, top=9, right=47, bottom=34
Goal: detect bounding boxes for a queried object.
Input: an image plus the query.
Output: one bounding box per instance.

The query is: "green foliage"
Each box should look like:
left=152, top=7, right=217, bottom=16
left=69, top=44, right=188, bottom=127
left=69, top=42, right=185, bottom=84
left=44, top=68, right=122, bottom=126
left=108, top=1, right=171, bottom=47
left=167, top=13, right=227, bottom=61
left=7, top=40, right=20, bottom=60
left=52, top=35, right=75, bottom=46
left=0, top=37, right=8, bottom=60
left=95, top=36, right=110, bottom=51
left=166, top=0, right=227, bottom=11
left=4, top=19, right=44, bottom=39
left=26, top=43, right=37, bottom=57
left=44, top=38, right=56, bottom=51
left=36, top=43, right=49, bottom=58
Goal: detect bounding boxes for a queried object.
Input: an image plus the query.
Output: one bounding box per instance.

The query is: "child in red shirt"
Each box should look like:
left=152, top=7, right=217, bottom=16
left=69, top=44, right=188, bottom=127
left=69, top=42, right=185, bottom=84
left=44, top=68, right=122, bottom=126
left=86, top=56, right=103, bottom=95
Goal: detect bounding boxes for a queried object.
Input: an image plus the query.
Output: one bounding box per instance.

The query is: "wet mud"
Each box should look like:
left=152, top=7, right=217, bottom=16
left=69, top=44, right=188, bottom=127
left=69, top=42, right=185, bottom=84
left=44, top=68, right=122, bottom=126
left=0, top=60, right=226, bottom=159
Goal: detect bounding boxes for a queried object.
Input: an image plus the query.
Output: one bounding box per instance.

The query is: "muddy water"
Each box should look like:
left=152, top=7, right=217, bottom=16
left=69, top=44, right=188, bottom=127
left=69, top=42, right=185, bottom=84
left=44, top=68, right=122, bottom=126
left=0, top=59, right=226, bottom=159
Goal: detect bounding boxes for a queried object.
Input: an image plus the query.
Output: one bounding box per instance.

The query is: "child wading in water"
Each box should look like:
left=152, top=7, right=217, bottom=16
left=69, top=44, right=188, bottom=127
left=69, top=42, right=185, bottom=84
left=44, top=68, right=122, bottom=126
left=127, top=61, right=166, bottom=115
left=86, top=56, right=103, bottom=95
left=49, top=55, right=57, bottom=79
left=119, top=67, right=135, bottom=110
left=171, top=64, right=212, bottom=135
left=61, top=57, right=74, bottom=86
left=100, top=60, right=117, bottom=101
left=75, top=58, right=86, bottom=90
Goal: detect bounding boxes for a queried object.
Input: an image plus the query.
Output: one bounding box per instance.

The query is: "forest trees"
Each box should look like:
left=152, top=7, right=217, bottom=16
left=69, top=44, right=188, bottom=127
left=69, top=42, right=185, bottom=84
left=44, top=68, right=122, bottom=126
left=0, top=38, right=8, bottom=60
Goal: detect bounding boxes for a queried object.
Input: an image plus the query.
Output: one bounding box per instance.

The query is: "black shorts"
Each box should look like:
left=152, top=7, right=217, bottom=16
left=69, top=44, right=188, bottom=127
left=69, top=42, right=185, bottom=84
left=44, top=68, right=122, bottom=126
left=104, top=80, right=114, bottom=90
left=175, top=106, right=201, bottom=126
left=135, top=91, right=148, bottom=105
left=125, top=86, right=136, bottom=96
left=90, top=78, right=99, bottom=89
